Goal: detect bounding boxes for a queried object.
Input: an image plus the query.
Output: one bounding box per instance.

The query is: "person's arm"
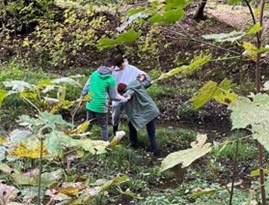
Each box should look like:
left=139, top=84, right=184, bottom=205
left=138, top=74, right=151, bottom=89
left=80, top=77, right=91, bottom=97
left=108, top=86, right=129, bottom=102
left=123, top=89, right=135, bottom=98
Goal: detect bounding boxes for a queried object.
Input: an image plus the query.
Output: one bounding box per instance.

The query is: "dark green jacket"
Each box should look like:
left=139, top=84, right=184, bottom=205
left=123, top=78, right=159, bottom=130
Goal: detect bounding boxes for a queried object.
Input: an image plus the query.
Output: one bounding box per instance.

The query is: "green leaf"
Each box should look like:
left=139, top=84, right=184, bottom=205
left=165, top=0, right=187, bottom=8
left=0, top=89, right=7, bottom=107
left=148, top=13, right=163, bottom=23
left=70, top=121, right=90, bottom=135
left=20, top=112, right=72, bottom=128
left=160, top=134, right=212, bottom=172
left=116, top=29, right=141, bottom=43
left=11, top=169, right=62, bottom=187
left=230, top=94, right=269, bottom=152
left=0, top=163, right=14, bottom=174
left=149, top=8, right=184, bottom=24
left=228, top=0, right=243, bottom=5
left=246, top=23, right=262, bottom=36
left=69, top=176, right=129, bottom=204
left=80, top=139, right=109, bottom=155
left=45, top=131, right=78, bottom=156
left=97, top=29, right=141, bottom=49
left=184, top=55, right=211, bottom=74
left=251, top=169, right=269, bottom=177
left=165, top=9, right=184, bottom=24
left=191, top=78, right=237, bottom=109
left=127, top=7, right=145, bottom=16
left=191, top=81, right=217, bottom=109
left=213, top=78, right=237, bottom=105
left=101, top=175, right=129, bottom=191
left=153, top=55, right=211, bottom=83
left=9, top=128, right=32, bottom=145
left=202, top=31, right=245, bottom=42
left=37, top=79, right=52, bottom=90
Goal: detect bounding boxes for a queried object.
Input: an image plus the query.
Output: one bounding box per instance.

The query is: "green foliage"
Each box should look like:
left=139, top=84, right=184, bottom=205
left=191, top=78, right=237, bottom=109
left=212, top=141, right=256, bottom=161
left=147, top=84, right=177, bottom=98
left=230, top=94, right=269, bottom=153
left=246, top=23, right=262, bottom=36
left=130, top=0, right=188, bottom=25
left=97, top=29, right=142, bottom=49
left=228, top=0, right=243, bottom=5
left=0, top=89, right=7, bottom=107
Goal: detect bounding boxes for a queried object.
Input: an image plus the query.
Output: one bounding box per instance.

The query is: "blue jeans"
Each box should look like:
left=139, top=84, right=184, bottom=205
left=86, top=110, right=109, bottom=141
left=128, top=118, right=158, bottom=152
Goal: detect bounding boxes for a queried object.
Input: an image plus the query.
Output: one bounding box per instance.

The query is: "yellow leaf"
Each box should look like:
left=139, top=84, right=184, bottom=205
left=0, top=137, right=5, bottom=144
left=59, top=187, right=80, bottom=196
left=251, top=169, right=269, bottom=177
left=70, top=121, right=90, bottom=135
left=9, top=144, right=48, bottom=159
left=243, top=42, right=258, bottom=60
left=23, top=40, right=30, bottom=47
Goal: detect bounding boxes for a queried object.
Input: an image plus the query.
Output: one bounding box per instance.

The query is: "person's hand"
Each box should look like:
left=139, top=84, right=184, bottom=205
left=138, top=74, right=146, bottom=82
left=125, top=95, right=131, bottom=100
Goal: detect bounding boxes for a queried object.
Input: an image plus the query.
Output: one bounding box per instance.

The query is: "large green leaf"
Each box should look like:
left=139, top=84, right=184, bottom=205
left=191, top=78, right=237, bottom=109
left=0, top=89, right=7, bottom=107
left=20, top=112, right=73, bottom=128
left=230, top=94, right=269, bottom=152
left=97, top=29, right=141, bottom=49
left=45, top=131, right=78, bottom=156
left=160, top=134, right=212, bottom=172
left=191, top=81, right=217, bottom=109
left=149, top=8, right=184, bottom=24
left=80, top=139, right=108, bottom=155
left=11, top=169, right=62, bottom=187
left=202, top=31, right=245, bottom=42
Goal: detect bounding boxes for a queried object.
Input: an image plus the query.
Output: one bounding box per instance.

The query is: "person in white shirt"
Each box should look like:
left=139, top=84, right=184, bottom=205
left=112, top=54, right=148, bottom=135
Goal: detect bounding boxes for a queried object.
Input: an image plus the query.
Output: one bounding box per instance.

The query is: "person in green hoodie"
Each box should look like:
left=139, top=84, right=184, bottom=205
left=81, top=59, right=130, bottom=141
left=117, top=74, right=160, bottom=156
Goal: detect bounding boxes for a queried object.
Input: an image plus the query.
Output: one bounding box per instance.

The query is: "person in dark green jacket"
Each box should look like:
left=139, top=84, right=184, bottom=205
left=81, top=59, right=130, bottom=141
left=118, top=74, right=160, bottom=156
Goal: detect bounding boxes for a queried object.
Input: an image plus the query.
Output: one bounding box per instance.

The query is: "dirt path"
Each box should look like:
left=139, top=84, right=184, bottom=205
left=206, top=3, right=269, bottom=34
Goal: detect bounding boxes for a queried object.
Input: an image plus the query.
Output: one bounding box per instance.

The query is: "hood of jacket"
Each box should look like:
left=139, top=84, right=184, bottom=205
left=96, top=66, right=112, bottom=79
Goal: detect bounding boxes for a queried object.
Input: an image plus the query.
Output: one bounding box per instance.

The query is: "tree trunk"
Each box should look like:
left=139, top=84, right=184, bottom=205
left=193, top=0, right=207, bottom=21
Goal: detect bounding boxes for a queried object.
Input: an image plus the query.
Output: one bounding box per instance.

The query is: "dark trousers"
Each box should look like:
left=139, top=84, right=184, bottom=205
left=128, top=119, right=158, bottom=152
left=86, top=110, right=109, bottom=141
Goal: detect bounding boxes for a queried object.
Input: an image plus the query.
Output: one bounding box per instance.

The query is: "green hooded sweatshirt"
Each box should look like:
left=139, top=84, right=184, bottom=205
left=85, top=66, right=116, bottom=113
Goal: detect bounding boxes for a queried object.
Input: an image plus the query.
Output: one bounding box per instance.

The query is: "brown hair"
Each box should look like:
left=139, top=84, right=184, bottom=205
left=114, top=54, right=125, bottom=67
